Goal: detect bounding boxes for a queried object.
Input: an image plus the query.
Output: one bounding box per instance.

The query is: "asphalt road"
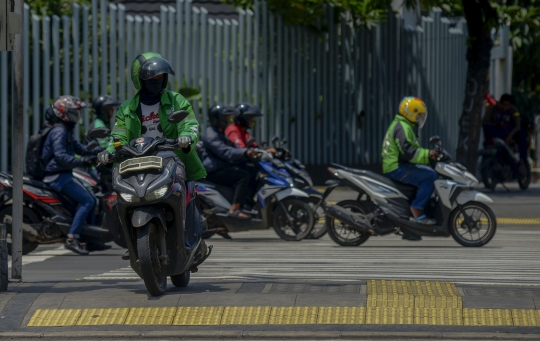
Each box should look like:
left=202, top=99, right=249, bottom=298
left=8, top=183, right=540, bottom=285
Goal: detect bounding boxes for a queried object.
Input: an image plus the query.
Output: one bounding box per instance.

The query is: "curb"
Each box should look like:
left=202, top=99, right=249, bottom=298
left=1, top=330, right=540, bottom=340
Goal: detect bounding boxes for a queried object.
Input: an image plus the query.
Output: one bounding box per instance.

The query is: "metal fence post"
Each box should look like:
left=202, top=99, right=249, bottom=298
left=0, top=224, right=7, bottom=291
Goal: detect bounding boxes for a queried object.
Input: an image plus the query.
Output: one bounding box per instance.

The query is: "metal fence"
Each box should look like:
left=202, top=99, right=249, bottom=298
left=0, top=0, right=468, bottom=171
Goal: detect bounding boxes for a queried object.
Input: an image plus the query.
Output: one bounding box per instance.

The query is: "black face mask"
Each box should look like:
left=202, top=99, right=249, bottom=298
left=141, top=77, right=164, bottom=98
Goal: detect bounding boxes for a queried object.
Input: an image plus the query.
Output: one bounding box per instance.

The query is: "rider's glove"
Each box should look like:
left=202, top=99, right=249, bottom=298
left=97, top=150, right=112, bottom=164
left=81, top=155, right=98, bottom=166
left=177, top=136, right=192, bottom=149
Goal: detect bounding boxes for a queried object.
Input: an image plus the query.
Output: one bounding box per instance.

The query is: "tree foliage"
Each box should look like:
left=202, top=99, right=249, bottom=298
left=26, top=0, right=100, bottom=16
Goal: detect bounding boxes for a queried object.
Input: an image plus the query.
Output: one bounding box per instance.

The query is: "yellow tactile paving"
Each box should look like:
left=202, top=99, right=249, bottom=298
left=317, top=307, right=365, bottom=324
left=77, top=308, right=129, bottom=326
left=27, top=309, right=82, bottom=327
left=365, top=307, right=414, bottom=324
left=268, top=307, right=319, bottom=325
left=414, top=308, right=462, bottom=326
left=513, top=309, right=540, bottom=326
left=221, top=306, right=271, bottom=325
left=124, top=307, right=177, bottom=325
left=463, top=308, right=514, bottom=326
left=174, top=306, right=224, bottom=325
left=23, top=280, right=540, bottom=327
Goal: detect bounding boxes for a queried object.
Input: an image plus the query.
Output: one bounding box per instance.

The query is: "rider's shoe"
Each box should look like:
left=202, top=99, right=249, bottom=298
left=121, top=251, right=130, bottom=260
left=411, top=215, right=436, bottom=226
left=65, top=239, right=89, bottom=255
left=217, top=229, right=232, bottom=239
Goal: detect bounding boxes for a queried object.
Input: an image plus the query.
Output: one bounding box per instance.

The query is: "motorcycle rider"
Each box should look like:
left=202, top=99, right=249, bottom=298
left=96, top=52, right=207, bottom=254
left=84, top=95, right=121, bottom=148
left=482, top=93, right=529, bottom=169
left=41, top=96, right=102, bottom=255
left=201, top=104, right=258, bottom=220
left=382, top=97, right=439, bottom=233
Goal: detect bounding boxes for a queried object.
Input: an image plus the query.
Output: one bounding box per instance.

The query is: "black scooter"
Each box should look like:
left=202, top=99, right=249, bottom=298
left=88, top=110, right=211, bottom=296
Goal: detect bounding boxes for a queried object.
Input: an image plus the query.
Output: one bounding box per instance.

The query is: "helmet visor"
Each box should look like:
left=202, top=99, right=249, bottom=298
left=139, top=57, right=176, bottom=80
left=417, top=113, right=427, bottom=129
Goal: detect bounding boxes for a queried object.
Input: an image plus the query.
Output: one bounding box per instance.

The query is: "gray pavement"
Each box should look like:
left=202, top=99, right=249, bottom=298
left=0, top=185, right=539, bottom=339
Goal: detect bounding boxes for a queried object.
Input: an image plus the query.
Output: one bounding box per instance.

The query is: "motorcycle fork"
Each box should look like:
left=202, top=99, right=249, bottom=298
left=457, top=204, right=477, bottom=231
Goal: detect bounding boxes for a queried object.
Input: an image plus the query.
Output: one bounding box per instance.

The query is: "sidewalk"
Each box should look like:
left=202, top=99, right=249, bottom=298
left=1, top=278, right=540, bottom=339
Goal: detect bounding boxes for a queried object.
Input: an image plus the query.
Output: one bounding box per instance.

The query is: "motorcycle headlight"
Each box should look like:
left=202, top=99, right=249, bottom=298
left=464, top=173, right=479, bottom=188
left=119, top=192, right=140, bottom=203
left=144, top=185, right=169, bottom=201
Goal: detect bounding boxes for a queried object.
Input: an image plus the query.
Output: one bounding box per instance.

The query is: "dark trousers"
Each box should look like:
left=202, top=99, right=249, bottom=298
left=206, top=167, right=250, bottom=205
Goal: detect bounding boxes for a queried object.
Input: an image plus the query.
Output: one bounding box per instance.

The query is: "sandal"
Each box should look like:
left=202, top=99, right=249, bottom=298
left=228, top=210, right=251, bottom=220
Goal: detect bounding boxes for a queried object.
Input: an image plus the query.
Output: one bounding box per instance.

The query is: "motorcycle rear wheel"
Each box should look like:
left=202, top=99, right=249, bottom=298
left=170, top=271, right=190, bottom=287
left=137, top=222, right=167, bottom=296
left=272, top=198, right=314, bottom=241
left=480, top=159, right=498, bottom=191
left=449, top=201, right=497, bottom=247
left=518, top=163, right=531, bottom=191
left=305, top=197, right=327, bottom=239
left=326, top=200, right=371, bottom=247
left=0, top=205, right=40, bottom=255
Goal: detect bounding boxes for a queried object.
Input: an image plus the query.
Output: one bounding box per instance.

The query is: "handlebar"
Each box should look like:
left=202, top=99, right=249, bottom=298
left=103, top=137, right=182, bottom=165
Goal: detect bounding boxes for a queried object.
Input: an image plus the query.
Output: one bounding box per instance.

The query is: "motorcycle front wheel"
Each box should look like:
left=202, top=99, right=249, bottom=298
left=326, top=200, right=371, bottom=247
left=480, top=158, right=498, bottom=191
left=0, top=205, right=40, bottom=255
left=449, top=201, right=497, bottom=247
left=305, top=197, right=327, bottom=239
left=272, top=198, right=314, bottom=241
left=137, top=222, right=167, bottom=296
left=518, top=162, right=531, bottom=191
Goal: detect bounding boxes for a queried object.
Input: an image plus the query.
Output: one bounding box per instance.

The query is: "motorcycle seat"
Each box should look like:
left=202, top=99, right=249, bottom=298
left=330, top=164, right=417, bottom=200
left=2, top=172, right=54, bottom=191
left=197, top=179, right=235, bottom=203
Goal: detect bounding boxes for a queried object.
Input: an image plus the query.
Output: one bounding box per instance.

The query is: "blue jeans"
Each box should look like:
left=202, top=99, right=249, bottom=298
left=49, top=173, right=96, bottom=239
left=385, top=164, right=438, bottom=210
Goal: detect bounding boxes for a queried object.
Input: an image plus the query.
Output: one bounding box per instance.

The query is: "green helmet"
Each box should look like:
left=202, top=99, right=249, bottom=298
left=130, top=52, right=175, bottom=91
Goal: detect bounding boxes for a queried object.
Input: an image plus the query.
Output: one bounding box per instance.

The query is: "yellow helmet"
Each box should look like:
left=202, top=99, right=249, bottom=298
left=399, top=97, right=427, bottom=128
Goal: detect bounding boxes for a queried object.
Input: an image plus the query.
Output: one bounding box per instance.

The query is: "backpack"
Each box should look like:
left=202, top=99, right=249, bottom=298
left=25, top=124, right=62, bottom=180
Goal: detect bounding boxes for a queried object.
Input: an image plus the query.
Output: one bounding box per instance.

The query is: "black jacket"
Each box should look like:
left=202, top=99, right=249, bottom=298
left=201, top=126, right=247, bottom=173
left=41, top=123, right=101, bottom=175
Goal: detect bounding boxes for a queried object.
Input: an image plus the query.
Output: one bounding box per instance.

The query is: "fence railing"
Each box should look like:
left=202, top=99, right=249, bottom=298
left=0, top=1, right=468, bottom=171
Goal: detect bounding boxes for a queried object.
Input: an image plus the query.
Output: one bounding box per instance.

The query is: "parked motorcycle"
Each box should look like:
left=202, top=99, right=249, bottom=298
left=269, top=136, right=327, bottom=239
left=0, top=166, right=122, bottom=255
left=322, top=136, right=497, bottom=247
left=196, top=149, right=314, bottom=241
left=479, top=137, right=531, bottom=191
left=88, top=110, right=210, bottom=296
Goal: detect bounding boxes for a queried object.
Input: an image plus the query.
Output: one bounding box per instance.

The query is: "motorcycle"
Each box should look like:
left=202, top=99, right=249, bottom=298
left=322, top=136, right=497, bottom=247
left=0, top=166, right=122, bottom=255
left=479, top=137, right=531, bottom=191
left=196, top=149, right=314, bottom=241
left=88, top=110, right=210, bottom=296
left=268, top=136, right=327, bottom=239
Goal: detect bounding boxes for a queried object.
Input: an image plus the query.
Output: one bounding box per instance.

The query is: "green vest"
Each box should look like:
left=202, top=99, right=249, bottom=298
left=106, top=91, right=207, bottom=182
left=382, top=115, right=429, bottom=174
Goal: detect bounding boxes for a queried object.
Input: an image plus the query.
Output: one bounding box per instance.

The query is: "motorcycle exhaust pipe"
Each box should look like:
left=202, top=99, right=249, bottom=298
left=325, top=205, right=372, bottom=233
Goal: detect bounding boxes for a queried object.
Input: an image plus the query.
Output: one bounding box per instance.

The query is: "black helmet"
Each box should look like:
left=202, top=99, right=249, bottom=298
left=235, top=102, right=263, bottom=128
left=92, top=95, right=121, bottom=122
left=209, top=103, right=239, bottom=129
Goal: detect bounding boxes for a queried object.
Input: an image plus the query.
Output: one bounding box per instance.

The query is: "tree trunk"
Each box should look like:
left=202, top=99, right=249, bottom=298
left=455, top=0, right=497, bottom=172
left=455, top=38, right=493, bottom=171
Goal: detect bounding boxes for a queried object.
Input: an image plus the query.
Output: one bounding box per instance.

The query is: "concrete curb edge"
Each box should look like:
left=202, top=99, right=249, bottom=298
left=1, top=330, right=540, bottom=340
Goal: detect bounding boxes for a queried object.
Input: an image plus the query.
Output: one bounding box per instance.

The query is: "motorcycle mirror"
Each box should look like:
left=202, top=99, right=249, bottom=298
left=282, top=139, right=288, bottom=145
left=429, top=135, right=442, bottom=146
left=168, top=110, right=189, bottom=124
left=88, top=127, right=111, bottom=139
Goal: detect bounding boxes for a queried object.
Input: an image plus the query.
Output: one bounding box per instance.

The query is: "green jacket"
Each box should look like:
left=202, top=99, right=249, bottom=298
left=382, top=115, right=429, bottom=174
left=106, top=91, right=207, bottom=182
